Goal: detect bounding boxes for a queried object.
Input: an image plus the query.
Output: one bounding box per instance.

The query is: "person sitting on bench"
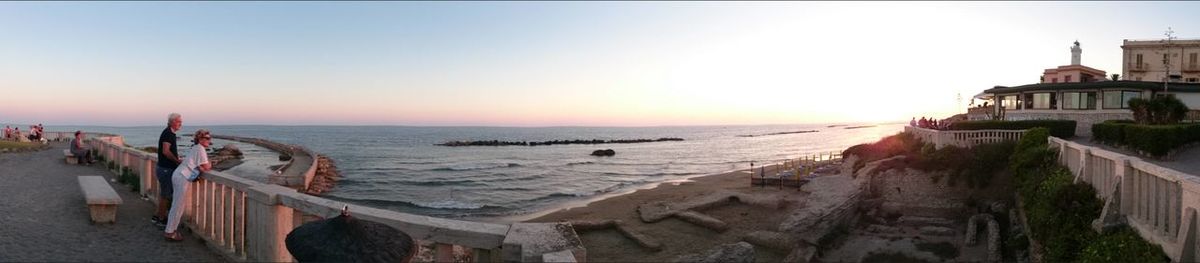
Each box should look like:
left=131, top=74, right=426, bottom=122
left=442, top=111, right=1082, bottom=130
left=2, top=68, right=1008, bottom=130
left=70, top=131, right=95, bottom=164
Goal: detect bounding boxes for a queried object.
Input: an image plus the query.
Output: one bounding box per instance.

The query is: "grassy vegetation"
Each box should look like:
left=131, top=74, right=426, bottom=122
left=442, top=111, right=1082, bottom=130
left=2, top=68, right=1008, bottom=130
left=841, top=131, right=1013, bottom=188
left=0, top=141, right=45, bottom=151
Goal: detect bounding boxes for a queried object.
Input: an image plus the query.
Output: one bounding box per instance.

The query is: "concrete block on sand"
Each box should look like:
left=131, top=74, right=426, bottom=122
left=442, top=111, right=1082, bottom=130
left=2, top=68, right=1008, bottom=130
left=614, top=221, right=663, bottom=251
left=865, top=224, right=901, bottom=235
left=542, top=250, right=577, bottom=263
left=637, top=190, right=737, bottom=223
left=674, top=242, right=755, bottom=263
left=918, top=226, right=957, bottom=236
left=503, top=222, right=585, bottom=263
left=783, top=245, right=817, bottom=263
left=674, top=210, right=729, bottom=232
left=742, top=230, right=797, bottom=252
left=898, top=215, right=956, bottom=228
left=568, top=219, right=616, bottom=231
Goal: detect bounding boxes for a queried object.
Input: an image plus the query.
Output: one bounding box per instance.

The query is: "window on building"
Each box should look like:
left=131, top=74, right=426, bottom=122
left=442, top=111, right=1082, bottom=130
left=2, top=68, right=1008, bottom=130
left=1002, top=95, right=1017, bottom=110
left=1136, top=77, right=1142, bottom=81
left=1027, top=93, right=1054, bottom=109
left=1191, top=53, right=1198, bottom=65
left=1102, top=90, right=1142, bottom=109
left=1188, top=78, right=1199, bottom=83
left=1137, top=54, right=1144, bottom=65
left=1052, top=78, right=1058, bottom=83
left=1062, top=92, right=1096, bottom=110
left=1065, top=75, right=1072, bottom=82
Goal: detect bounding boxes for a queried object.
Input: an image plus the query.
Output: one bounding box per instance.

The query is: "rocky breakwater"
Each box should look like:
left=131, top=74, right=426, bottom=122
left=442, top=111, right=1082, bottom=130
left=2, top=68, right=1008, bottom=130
left=211, top=135, right=339, bottom=195
left=209, top=144, right=244, bottom=171
left=436, top=138, right=683, bottom=147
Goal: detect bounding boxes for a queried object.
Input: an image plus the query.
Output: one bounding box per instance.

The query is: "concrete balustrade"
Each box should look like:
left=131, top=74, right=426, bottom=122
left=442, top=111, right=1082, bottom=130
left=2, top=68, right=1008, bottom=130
left=1050, top=137, right=1200, bottom=262
left=75, top=132, right=583, bottom=262
left=905, top=126, right=1027, bottom=149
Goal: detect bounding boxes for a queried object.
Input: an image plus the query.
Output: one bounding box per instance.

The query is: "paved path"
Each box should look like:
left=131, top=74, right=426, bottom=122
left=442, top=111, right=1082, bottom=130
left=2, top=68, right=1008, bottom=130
left=0, top=142, right=224, bottom=262
left=1067, top=137, right=1200, bottom=175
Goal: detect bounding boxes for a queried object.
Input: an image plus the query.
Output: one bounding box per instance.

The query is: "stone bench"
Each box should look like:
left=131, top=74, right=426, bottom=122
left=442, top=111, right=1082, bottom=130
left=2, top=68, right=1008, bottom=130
left=64, top=149, right=78, bottom=164
left=78, top=176, right=122, bottom=223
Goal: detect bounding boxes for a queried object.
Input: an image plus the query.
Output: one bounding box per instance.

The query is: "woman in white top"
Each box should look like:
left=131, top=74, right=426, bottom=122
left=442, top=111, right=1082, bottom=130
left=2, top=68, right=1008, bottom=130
left=164, top=129, right=212, bottom=241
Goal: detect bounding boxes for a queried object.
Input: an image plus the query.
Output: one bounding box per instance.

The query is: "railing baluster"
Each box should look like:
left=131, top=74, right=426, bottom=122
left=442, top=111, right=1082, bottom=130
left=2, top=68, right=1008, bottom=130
left=435, top=242, right=455, bottom=263
left=217, top=183, right=226, bottom=247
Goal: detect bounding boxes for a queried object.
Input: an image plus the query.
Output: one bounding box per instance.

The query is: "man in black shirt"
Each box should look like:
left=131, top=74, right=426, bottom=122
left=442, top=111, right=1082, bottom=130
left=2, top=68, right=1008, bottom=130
left=152, top=113, right=183, bottom=226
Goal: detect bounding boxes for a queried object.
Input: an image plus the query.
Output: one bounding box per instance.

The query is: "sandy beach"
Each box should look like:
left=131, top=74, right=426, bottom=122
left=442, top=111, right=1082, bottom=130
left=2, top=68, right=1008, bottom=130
left=527, top=163, right=825, bottom=262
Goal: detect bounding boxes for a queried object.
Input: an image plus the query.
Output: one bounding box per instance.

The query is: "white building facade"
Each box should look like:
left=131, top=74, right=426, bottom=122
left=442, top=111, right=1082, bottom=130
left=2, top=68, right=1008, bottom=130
left=1122, top=39, right=1200, bottom=83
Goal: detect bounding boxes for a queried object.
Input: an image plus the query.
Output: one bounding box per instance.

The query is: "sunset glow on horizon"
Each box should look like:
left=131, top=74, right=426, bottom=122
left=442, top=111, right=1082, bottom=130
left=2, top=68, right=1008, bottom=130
left=3, top=2, right=1200, bottom=127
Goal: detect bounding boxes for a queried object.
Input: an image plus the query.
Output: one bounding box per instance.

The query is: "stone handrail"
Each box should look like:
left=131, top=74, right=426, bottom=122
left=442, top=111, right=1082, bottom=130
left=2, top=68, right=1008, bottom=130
left=1049, top=137, right=1200, bottom=262
left=79, top=132, right=581, bottom=262
left=905, top=126, right=1027, bottom=149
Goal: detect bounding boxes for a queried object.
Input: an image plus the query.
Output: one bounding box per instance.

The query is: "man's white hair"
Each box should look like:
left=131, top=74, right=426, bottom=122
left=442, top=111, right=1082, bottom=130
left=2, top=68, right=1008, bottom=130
left=168, top=113, right=181, bottom=124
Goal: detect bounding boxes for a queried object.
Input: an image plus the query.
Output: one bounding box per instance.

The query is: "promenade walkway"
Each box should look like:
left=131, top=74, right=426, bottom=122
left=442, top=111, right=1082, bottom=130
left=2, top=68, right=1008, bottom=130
left=0, top=142, right=223, bottom=262
left=1067, top=137, right=1200, bottom=175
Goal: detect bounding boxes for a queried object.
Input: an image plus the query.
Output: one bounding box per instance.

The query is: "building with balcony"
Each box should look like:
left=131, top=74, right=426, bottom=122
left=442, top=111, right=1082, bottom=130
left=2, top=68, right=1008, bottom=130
left=1122, top=38, right=1200, bottom=83
left=1040, top=41, right=1107, bottom=84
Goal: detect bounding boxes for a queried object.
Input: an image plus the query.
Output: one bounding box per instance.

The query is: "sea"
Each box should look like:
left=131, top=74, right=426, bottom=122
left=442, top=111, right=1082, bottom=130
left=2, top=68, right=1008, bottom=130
left=25, top=123, right=904, bottom=221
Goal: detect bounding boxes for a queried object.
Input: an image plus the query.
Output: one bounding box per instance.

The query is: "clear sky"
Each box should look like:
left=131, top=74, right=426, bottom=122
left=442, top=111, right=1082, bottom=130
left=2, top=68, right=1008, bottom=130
left=3, top=1, right=1199, bottom=127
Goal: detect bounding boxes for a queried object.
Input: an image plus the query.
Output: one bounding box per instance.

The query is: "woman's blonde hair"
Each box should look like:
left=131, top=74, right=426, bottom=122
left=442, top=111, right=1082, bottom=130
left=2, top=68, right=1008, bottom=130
left=192, top=129, right=211, bottom=145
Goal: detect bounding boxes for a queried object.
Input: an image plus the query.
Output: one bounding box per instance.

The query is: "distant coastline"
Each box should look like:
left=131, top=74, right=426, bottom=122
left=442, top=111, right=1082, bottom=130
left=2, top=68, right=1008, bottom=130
left=735, top=130, right=818, bottom=137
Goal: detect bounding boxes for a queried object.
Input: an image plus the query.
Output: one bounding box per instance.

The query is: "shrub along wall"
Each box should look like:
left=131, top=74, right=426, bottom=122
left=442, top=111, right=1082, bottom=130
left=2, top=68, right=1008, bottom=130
left=842, top=131, right=1013, bottom=188
left=1011, top=128, right=1166, bottom=262
left=948, top=120, right=1076, bottom=138
left=1091, top=121, right=1200, bottom=157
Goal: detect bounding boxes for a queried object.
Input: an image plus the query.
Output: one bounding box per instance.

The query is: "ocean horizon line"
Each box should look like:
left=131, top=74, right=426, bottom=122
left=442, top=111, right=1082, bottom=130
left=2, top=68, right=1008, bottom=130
left=8, top=121, right=906, bottom=129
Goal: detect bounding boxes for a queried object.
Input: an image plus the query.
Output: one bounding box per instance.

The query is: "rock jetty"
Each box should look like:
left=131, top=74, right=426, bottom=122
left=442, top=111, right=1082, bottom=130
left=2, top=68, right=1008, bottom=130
left=436, top=138, right=684, bottom=147
left=736, top=130, right=818, bottom=137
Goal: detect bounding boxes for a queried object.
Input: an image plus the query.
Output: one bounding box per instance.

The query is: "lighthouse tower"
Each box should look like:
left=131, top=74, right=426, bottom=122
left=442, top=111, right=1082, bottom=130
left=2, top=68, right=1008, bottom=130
left=1071, top=40, right=1082, bottom=65
left=1040, top=40, right=1106, bottom=83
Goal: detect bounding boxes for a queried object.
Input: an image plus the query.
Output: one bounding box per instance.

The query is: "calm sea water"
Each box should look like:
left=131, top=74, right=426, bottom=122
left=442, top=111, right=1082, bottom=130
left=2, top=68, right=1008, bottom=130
left=30, top=123, right=904, bottom=220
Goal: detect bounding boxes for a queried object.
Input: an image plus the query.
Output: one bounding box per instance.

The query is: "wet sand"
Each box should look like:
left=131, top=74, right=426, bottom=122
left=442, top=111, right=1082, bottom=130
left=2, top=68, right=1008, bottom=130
left=528, top=165, right=814, bottom=262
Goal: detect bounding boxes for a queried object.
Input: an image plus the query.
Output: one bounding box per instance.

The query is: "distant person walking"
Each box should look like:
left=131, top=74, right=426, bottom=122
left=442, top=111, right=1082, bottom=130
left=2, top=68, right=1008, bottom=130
left=164, top=129, right=212, bottom=241
left=69, top=131, right=95, bottom=164
left=153, top=113, right=183, bottom=227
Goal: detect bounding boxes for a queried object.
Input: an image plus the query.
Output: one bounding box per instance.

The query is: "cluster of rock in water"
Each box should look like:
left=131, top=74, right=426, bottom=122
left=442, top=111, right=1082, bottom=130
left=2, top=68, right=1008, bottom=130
left=436, top=138, right=683, bottom=147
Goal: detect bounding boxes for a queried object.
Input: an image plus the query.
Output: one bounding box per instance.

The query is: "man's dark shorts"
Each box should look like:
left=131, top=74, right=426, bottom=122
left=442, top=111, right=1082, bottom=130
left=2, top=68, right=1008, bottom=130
left=156, top=166, right=174, bottom=198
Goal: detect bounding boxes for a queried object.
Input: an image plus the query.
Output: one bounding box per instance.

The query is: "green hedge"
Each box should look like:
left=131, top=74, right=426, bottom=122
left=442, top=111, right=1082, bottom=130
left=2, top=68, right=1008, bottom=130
left=1092, top=122, right=1200, bottom=157
left=1010, top=132, right=1166, bottom=262
left=1091, top=121, right=1127, bottom=145
left=948, top=120, right=1076, bottom=138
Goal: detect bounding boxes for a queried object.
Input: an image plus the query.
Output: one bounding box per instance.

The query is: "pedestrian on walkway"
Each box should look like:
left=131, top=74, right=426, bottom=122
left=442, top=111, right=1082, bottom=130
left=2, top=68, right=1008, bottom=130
left=164, top=129, right=212, bottom=241
left=153, top=113, right=183, bottom=227
left=69, top=131, right=95, bottom=164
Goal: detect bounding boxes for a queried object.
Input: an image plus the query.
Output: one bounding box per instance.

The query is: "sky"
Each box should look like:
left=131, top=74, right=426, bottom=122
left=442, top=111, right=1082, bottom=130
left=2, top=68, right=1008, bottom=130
left=2, top=1, right=1200, bottom=127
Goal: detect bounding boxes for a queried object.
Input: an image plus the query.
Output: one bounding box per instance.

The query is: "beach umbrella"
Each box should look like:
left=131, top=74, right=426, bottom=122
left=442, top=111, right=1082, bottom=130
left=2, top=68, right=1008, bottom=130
left=286, top=206, right=416, bottom=263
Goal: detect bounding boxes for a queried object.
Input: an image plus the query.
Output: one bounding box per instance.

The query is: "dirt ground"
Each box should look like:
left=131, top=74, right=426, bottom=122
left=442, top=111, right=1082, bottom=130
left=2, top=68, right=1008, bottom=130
left=530, top=166, right=814, bottom=262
